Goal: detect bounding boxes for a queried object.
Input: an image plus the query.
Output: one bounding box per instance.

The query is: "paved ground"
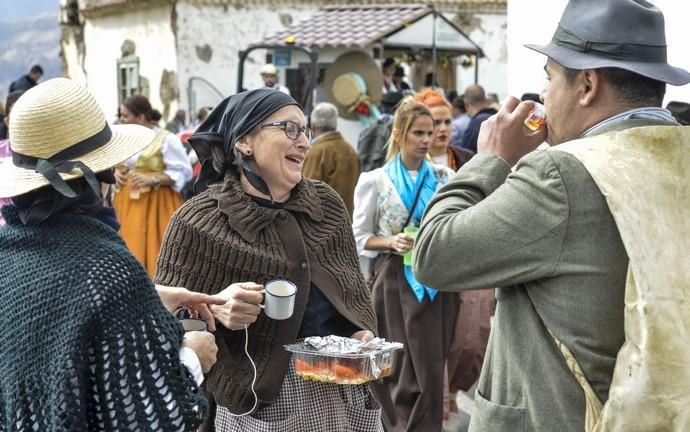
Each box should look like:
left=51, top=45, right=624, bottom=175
left=443, top=383, right=476, bottom=432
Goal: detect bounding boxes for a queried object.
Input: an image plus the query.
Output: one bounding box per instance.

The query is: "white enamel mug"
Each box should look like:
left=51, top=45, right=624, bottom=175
left=261, top=279, right=297, bottom=320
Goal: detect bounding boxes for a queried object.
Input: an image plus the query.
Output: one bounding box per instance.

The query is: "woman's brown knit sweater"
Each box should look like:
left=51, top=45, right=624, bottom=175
left=155, top=171, right=377, bottom=413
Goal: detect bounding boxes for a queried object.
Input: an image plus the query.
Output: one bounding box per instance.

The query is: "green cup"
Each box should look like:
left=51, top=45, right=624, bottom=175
left=403, top=226, right=419, bottom=266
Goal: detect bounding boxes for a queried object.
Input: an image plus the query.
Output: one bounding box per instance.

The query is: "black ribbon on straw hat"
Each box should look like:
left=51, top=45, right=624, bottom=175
left=10, top=124, right=111, bottom=198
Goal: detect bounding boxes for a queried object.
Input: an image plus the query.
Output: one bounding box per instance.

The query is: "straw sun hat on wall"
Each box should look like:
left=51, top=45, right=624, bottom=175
left=0, top=78, right=155, bottom=199
left=324, top=51, right=383, bottom=121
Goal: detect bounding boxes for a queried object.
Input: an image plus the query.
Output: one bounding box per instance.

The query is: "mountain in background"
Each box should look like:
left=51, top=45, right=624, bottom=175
left=0, top=12, right=61, bottom=105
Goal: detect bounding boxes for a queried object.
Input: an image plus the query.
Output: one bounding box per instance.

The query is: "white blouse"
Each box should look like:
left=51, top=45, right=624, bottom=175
left=352, top=164, right=454, bottom=260
left=122, top=127, right=193, bottom=192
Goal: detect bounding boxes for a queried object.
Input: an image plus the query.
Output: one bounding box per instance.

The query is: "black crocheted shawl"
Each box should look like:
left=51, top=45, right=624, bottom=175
left=0, top=205, right=206, bottom=431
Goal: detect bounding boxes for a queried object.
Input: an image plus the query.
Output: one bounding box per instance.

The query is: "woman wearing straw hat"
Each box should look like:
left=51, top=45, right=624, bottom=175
left=113, top=95, right=192, bottom=277
left=0, top=78, right=223, bottom=430
left=154, top=88, right=381, bottom=431
left=352, top=97, right=458, bottom=432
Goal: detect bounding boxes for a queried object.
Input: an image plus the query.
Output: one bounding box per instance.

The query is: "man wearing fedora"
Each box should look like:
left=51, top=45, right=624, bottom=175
left=413, top=0, right=690, bottom=431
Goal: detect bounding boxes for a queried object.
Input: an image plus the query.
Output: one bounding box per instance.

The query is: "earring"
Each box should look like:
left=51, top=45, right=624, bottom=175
left=244, top=149, right=253, bottom=156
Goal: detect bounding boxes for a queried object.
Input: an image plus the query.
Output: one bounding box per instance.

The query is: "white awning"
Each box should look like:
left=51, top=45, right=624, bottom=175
left=383, top=13, right=483, bottom=55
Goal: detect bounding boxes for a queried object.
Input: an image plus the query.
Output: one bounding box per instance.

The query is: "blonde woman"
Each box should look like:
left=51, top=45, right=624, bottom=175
left=352, top=98, right=459, bottom=432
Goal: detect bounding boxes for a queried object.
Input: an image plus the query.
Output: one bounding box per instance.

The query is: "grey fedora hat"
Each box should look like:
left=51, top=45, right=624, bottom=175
left=525, top=0, right=690, bottom=86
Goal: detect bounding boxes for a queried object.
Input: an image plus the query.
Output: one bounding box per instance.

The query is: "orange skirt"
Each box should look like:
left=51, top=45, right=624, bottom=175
left=113, top=183, right=183, bottom=277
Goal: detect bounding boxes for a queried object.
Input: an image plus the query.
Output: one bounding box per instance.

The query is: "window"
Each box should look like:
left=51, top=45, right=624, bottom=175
left=117, top=57, right=139, bottom=104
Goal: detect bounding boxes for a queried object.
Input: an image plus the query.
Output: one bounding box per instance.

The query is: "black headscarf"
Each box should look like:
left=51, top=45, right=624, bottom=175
left=189, top=88, right=299, bottom=195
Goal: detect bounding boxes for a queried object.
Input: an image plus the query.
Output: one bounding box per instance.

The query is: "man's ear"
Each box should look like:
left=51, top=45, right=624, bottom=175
left=580, top=69, right=602, bottom=107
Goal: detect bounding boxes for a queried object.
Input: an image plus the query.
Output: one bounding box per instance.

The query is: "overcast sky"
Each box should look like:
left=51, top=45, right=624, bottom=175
left=0, top=0, right=57, bottom=22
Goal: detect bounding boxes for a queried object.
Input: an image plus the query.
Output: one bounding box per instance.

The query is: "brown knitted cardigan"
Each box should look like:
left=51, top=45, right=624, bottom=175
left=155, top=170, right=377, bottom=413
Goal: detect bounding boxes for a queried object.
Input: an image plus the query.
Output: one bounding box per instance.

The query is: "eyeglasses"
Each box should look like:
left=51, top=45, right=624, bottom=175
left=261, top=120, right=313, bottom=141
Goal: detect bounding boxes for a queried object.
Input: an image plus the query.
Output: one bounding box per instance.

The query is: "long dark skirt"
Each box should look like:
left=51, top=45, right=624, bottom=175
left=447, top=290, right=496, bottom=392
left=369, top=254, right=458, bottom=432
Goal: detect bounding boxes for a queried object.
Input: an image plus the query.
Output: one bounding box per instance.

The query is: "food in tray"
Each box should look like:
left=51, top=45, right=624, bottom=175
left=286, top=335, right=403, bottom=385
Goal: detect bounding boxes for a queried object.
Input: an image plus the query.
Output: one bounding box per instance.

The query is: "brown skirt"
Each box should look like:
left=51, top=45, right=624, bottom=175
left=369, top=254, right=458, bottom=432
left=447, top=290, right=496, bottom=393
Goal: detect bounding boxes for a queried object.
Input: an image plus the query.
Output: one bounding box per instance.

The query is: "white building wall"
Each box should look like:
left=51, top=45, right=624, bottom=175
left=507, top=0, right=690, bottom=105
left=81, top=4, right=177, bottom=122
left=175, top=2, right=316, bottom=114
left=455, top=12, right=507, bottom=100
left=60, top=31, right=87, bottom=85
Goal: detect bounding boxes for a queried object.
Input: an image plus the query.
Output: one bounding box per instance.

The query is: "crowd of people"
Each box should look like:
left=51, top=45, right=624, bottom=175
left=1, top=0, right=689, bottom=431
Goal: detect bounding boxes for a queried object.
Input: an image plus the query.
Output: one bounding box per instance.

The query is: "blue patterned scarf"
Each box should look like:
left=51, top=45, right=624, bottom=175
left=385, top=155, right=439, bottom=302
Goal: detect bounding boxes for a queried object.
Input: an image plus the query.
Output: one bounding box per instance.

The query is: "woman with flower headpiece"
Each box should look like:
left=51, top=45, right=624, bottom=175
left=155, top=88, right=381, bottom=431
left=352, top=97, right=459, bottom=431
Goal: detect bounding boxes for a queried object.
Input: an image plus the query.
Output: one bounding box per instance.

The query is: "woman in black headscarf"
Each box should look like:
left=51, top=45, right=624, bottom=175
left=155, top=89, right=382, bottom=431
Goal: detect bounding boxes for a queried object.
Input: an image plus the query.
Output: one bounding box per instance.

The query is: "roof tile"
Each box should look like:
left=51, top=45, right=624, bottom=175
left=258, top=4, right=431, bottom=48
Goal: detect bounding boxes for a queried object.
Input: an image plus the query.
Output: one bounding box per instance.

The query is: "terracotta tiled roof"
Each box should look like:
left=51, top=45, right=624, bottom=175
left=81, top=0, right=506, bottom=14
left=258, top=4, right=432, bottom=49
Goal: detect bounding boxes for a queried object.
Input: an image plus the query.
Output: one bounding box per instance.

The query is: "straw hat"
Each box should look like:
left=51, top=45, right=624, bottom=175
left=0, top=78, right=155, bottom=198
left=324, top=51, right=382, bottom=120
left=260, top=64, right=278, bottom=76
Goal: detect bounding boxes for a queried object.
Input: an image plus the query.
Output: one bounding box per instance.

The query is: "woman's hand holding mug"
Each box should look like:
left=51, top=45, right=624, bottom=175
left=210, top=282, right=264, bottom=330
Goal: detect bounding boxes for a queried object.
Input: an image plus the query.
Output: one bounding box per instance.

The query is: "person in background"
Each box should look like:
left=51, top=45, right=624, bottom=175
left=353, top=98, right=458, bottom=432
left=114, top=95, right=192, bottom=276
left=665, top=101, right=690, bottom=125
left=0, top=90, right=25, bottom=226
left=424, top=73, right=446, bottom=98
left=0, top=101, right=5, bottom=140
left=415, top=88, right=473, bottom=171
left=393, top=66, right=412, bottom=93
left=0, top=78, right=222, bottom=431
left=9, top=65, right=43, bottom=93
left=302, top=102, right=360, bottom=216
left=382, top=58, right=397, bottom=93
left=166, top=109, right=187, bottom=133
left=260, top=64, right=291, bottom=95
left=155, top=88, right=379, bottom=432
left=487, top=92, right=501, bottom=110
left=459, top=84, right=497, bottom=152
left=450, top=96, right=471, bottom=148
left=196, top=106, right=211, bottom=125
left=358, top=91, right=404, bottom=172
